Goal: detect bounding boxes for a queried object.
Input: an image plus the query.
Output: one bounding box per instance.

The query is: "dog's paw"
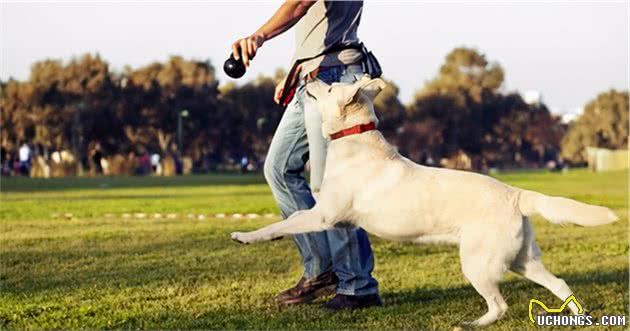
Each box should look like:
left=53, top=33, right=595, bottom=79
left=230, top=232, right=250, bottom=244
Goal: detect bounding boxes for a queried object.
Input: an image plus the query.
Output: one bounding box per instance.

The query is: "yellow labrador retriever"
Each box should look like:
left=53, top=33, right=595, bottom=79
left=231, top=76, right=617, bottom=327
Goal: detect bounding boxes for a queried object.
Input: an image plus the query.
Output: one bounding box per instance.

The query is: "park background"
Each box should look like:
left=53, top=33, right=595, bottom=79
left=1, top=1, right=628, bottom=175
left=1, top=1, right=629, bottom=330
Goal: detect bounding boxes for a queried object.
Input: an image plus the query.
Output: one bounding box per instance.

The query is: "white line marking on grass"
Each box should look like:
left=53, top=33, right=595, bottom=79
left=94, top=212, right=278, bottom=220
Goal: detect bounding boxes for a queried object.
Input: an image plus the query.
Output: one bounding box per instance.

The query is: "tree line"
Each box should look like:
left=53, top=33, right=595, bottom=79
left=0, top=47, right=627, bottom=176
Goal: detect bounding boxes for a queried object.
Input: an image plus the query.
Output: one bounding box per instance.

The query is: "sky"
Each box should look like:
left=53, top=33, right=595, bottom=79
left=1, top=1, right=628, bottom=116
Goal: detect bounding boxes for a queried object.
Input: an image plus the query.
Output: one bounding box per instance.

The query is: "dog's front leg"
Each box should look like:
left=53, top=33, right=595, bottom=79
left=231, top=209, right=331, bottom=244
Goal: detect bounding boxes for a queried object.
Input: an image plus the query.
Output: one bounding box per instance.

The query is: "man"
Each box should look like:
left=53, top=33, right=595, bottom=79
left=18, top=142, right=31, bottom=176
left=231, top=0, right=381, bottom=310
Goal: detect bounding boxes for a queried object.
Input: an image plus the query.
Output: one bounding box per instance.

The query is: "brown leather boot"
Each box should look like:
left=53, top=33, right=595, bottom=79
left=275, top=270, right=337, bottom=305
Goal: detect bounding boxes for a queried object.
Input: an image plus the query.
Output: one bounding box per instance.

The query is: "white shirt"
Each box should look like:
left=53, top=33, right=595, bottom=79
left=151, top=154, right=160, bottom=166
left=19, top=144, right=30, bottom=162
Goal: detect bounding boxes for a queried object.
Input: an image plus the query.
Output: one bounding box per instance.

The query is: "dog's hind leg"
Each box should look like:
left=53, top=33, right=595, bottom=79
left=510, top=218, right=581, bottom=314
left=458, top=226, right=515, bottom=327
left=231, top=209, right=332, bottom=244
left=459, top=256, right=509, bottom=327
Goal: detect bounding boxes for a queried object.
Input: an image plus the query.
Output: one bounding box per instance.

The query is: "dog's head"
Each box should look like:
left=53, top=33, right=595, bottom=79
left=306, top=75, right=386, bottom=138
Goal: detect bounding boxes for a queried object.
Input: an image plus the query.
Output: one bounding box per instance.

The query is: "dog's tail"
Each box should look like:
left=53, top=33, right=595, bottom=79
left=517, top=190, right=618, bottom=226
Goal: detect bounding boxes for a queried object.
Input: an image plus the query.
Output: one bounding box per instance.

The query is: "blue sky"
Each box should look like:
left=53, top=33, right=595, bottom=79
left=1, top=1, right=628, bottom=115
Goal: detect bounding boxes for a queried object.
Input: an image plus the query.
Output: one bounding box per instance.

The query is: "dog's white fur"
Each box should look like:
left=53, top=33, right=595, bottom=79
left=231, top=76, right=618, bottom=327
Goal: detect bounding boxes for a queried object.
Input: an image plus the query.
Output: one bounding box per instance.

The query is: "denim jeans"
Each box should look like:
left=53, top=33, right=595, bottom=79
left=263, top=64, right=378, bottom=296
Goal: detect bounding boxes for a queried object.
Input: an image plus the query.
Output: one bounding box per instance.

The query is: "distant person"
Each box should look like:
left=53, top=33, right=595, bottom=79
left=18, top=143, right=31, bottom=176
left=151, top=153, right=161, bottom=175
left=168, top=143, right=183, bottom=175
left=135, top=151, right=150, bottom=176
left=230, top=0, right=381, bottom=309
left=174, top=157, right=183, bottom=175
left=91, top=143, right=104, bottom=175
left=0, top=147, right=10, bottom=176
left=240, top=156, right=248, bottom=173
left=12, top=159, right=20, bottom=176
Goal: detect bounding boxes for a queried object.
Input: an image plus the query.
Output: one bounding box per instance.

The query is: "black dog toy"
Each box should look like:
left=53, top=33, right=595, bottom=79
left=223, top=54, right=251, bottom=79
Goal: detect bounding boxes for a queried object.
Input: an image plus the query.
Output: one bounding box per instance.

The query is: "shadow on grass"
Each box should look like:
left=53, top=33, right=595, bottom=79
left=98, top=268, right=627, bottom=330
left=2, top=226, right=627, bottom=330
left=1, top=234, right=296, bottom=296
left=4, top=231, right=626, bottom=301
left=383, top=269, right=628, bottom=305
left=4, top=223, right=627, bottom=297
left=3, top=235, right=462, bottom=297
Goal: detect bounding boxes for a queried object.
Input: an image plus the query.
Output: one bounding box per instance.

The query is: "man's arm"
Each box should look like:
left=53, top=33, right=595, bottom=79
left=232, top=0, right=316, bottom=67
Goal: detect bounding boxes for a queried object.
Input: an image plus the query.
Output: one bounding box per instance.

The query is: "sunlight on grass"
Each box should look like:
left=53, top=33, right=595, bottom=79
left=0, top=169, right=627, bottom=330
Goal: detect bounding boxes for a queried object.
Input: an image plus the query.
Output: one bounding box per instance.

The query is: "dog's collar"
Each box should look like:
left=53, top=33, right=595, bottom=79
left=330, top=122, right=377, bottom=140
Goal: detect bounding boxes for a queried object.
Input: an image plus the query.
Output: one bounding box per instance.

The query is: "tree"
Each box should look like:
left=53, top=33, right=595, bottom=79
left=480, top=93, right=565, bottom=167
left=372, top=78, right=405, bottom=138
left=0, top=50, right=582, bottom=175
left=418, top=47, right=504, bottom=103
left=1, top=54, right=115, bottom=159
left=405, top=47, right=564, bottom=169
left=561, top=90, right=629, bottom=163
left=218, top=73, right=283, bottom=162
left=406, top=47, right=506, bottom=164
left=118, top=56, right=220, bottom=156
left=0, top=54, right=223, bottom=174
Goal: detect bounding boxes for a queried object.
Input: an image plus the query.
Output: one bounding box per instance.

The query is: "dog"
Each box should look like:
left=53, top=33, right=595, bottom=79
left=231, top=76, right=618, bottom=327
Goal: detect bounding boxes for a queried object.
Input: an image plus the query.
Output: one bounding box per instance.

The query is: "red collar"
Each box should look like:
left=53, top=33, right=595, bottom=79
left=330, top=122, right=377, bottom=140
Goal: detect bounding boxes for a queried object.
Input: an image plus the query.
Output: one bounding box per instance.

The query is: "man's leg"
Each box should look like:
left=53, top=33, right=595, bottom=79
left=263, top=86, right=336, bottom=304
left=303, top=66, right=380, bottom=306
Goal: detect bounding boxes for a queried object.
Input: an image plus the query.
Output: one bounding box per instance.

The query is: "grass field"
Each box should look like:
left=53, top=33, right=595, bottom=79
left=1, top=169, right=628, bottom=330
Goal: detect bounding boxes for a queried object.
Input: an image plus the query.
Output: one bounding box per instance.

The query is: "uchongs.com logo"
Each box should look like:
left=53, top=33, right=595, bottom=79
left=529, top=295, right=626, bottom=327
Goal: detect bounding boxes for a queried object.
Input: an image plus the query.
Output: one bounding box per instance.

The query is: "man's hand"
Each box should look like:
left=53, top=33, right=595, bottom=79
left=231, top=33, right=266, bottom=67
left=231, top=1, right=316, bottom=69
left=274, top=76, right=287, bottom=104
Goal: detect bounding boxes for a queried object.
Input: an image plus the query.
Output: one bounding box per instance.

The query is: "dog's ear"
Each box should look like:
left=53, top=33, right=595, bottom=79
left=344, top=76, right=386, bottom=104
left=360, top=78, right=387, bottom=100
left=305, top=79, right=331, bottom=100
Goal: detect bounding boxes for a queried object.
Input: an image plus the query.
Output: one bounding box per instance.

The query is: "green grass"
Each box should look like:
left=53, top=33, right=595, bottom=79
left=1, top=169, right=627, bottom=330
left=0, top=173, right=275, bottom=221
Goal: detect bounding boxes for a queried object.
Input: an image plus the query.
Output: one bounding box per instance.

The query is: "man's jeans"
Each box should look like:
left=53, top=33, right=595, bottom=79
left=263, top=64, right=378, bottom=296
